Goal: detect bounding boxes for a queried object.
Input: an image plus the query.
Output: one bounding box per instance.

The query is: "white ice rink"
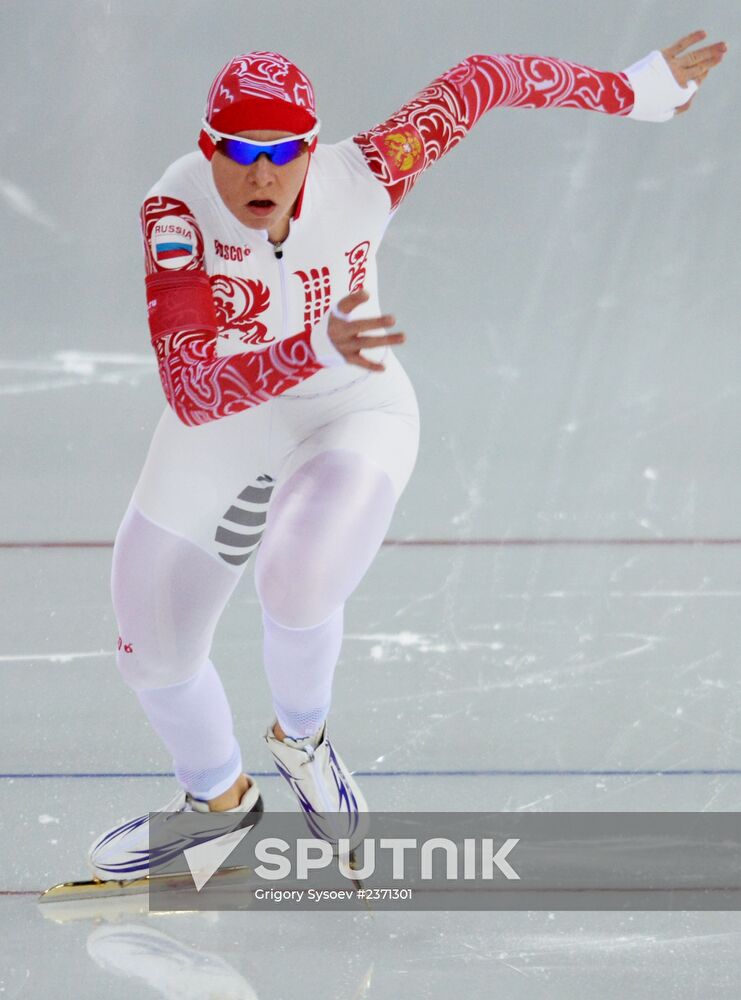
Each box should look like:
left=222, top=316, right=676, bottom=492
left=2, top=0, right=741, bottom=996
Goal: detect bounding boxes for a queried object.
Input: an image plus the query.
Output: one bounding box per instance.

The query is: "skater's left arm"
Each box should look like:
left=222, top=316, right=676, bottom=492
left=657, top=30, right=727, bottom=115
left=353, top=30, right=728, bottom=210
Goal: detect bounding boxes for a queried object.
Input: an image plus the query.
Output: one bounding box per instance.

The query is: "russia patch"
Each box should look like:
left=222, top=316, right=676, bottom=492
left=150, top=215, right=198, bottom=270
left=369, top=125, right=426, bottom=182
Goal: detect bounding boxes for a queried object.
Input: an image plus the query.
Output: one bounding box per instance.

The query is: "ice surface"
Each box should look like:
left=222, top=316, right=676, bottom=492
left=2, top=0, right=741, bottom=995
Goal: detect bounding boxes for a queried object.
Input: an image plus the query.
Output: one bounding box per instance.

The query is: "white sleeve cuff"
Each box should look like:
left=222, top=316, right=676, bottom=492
left=623, top=49, right=698, bottom=123
left=310, top=308, right=347, bottom=368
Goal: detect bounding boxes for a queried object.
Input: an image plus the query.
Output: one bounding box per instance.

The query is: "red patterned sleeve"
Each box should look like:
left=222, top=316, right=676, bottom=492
left=140, top=195, right=322, bottom=426
left=353, top=53, right=635, bottom=210
left=151, top=328, right=322, bottom=426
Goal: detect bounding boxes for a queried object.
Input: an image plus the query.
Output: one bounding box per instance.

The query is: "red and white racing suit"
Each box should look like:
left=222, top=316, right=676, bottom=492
left=112, top=51, right=691, bottom=795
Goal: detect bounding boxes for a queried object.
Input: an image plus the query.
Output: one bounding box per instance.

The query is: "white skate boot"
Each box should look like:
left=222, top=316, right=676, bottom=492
left=87, top=776, right=263, bottom=882
left=264, top=720, right=369, bottom=852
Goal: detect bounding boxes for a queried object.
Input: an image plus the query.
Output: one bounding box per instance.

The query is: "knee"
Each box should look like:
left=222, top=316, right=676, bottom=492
left=110, top=503, right=235, bottom=690
left=253, top=514, right=338, bottom=628
left=113, top=633, right=205, bottom=691
left=112, top=570, right=210, bottom=689
left=115, top=644, right=152, bottom=691
left=254, top=553, right=331, bottom=629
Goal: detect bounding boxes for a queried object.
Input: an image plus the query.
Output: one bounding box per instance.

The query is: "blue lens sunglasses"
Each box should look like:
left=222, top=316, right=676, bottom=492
left=201, top=119, right=321, bottom=166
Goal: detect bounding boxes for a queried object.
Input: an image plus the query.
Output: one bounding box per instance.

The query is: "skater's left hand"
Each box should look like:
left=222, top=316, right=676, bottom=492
left=661, top=30, right=728, bottom=114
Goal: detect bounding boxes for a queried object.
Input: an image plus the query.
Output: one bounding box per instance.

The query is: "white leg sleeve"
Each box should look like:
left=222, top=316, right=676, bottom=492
left=254, top=449, right=397, bottom=738
left=136, top=660, right=243, bottom=799
left=261, top=605, right=344, bottom=739
left=111, top=504, right=244, bottom=798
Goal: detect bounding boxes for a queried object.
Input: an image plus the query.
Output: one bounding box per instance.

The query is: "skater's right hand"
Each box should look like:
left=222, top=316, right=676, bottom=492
left=327, top=288, right=406, bottom=372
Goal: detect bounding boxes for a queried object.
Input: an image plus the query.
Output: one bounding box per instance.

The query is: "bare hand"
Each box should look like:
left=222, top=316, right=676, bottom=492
left=662, top=30, right=728, bottom=114
left=328, top=287, right=406, bottom=372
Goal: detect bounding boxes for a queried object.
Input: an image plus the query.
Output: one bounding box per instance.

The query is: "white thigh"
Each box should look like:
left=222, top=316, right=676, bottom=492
left=130, top=402, right=279, bottom=568
left=273, top=350, right=420, bottom=500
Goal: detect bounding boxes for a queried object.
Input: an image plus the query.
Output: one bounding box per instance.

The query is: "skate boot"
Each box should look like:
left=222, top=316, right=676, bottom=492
left=87, top=775, right=263, bottom=882
left=264, top=720, right=369, bottom=852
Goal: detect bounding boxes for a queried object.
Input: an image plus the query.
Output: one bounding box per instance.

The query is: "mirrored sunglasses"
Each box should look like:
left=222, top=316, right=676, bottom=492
left=201, top=119, right=320, bottom=166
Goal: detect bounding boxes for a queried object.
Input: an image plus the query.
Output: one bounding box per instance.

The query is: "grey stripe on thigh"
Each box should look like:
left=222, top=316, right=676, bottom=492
left=214, top=475, right=276, bottom=566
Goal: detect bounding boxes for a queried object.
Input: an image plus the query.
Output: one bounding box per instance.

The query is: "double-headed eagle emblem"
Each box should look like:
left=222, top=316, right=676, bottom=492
left=383, top=129, right=423, bottom=172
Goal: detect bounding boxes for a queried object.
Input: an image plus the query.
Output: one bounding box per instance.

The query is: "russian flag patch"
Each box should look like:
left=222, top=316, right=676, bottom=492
left=150, top=216, right=198, bottom=270
left=155, top=240, right=194, bottom=261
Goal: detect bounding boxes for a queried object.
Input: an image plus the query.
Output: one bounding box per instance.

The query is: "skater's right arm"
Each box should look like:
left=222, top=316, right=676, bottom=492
left=141, top=195, right=324, bottom=426
left=141, top=191, right=407, bottom=413
left=146, top=272, right=325, bottom=426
